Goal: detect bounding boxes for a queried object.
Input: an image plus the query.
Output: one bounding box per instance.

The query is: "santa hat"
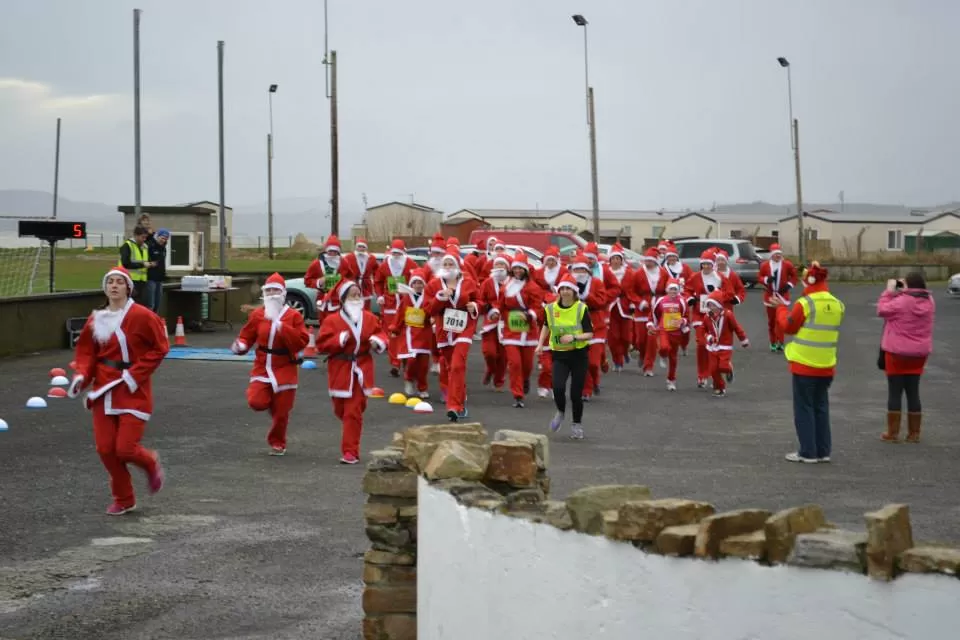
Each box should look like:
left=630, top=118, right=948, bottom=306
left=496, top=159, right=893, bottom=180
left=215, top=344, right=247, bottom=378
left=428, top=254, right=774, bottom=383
left=475, top=241, right=486, bottom=251
left=643, top=247, right=660, bottom=263
left=408, top=269, right=427, bottom=285
left=486, top=236, right=499, bottom=249
left=713, top=249, right=729, bottom=263
left=584, top=242, right=600, bottom=261
left=493, top=239, right=506, bottom=251
left=665, top=244, right=679, bottom=259
left=804, top=261, right=829, bottom=286
left=355, top=237, right=368, bottom=251
left=544, top=246, right=560, bottom=259
left=446, top=237, right=460, bottom=248
left=705, top=290, right=726, bottom=309
left=389, top=238, right=406, bottom=254
left=441, top=247, right=462, bottom=267
left=324, top=235, right=342, bottom=253
left=556, top=274, right=579, bottom=291
left=510, top=252, right=530, bottom=271
left=657, top=241, right=669, bottom=252
left=608, top=243, right=625, bottom=260
left=337, top=279, right=358, bottom=303
left=699, top=249, right=716, bottom=266
left=261, top=272, right=286, bottom=295
left=430, top=233, right=446, bottom=253
left=570, top=252, right=590, bottom=271
left=102, top=266, right=134, bottom=292
left=665, top=278, right=681, bottom=292
left=769, top=243, right=783, bottom=256
left=491, top=254, right=510, bottom=268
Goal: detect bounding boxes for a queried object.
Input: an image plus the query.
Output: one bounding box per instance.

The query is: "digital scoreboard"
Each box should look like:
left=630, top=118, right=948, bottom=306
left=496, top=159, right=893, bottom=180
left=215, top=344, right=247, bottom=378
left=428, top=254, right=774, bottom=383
left=18, top=220, right=87, bottom=241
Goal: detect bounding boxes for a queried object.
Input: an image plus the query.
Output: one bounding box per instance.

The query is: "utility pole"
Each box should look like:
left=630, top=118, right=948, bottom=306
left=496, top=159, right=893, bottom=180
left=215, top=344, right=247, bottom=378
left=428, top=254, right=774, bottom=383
left=52, top=118, right=61, bottom=220
left=793, top=118, right=805, bottom=264
left=267, top=84, right=277, bottom=259
left=133, top=8, right=142, bottom=221
left=217, top=41, right=227, bottom=270
left=329, top=49, right=339, bottom=237
left=588, top=88, right=600, bottom=239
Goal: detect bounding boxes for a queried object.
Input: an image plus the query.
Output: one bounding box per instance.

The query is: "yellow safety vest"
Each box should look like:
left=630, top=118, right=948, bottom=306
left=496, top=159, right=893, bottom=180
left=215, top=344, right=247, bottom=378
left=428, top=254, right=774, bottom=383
left=784, top=291, right=845, bottom=369
left=118, top=240, right=149, bottom=282
left=545, top=301, right=590, bottom=351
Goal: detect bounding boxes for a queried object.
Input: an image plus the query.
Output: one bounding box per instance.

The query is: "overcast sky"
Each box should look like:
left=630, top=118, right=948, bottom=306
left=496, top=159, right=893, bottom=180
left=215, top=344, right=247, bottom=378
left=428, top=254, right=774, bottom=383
left=2, top=0, right=958, bottom=224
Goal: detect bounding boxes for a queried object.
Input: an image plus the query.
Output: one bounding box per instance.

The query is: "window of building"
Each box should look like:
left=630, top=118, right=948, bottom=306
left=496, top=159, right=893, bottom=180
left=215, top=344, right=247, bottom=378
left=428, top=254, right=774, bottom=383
left=771, top=230, right=779, bottom=239
left=887, top=229, right=903, bottom=251
left=652, top=225, right=665, bottom=238
left=807, top=228, right=820, bottom=241
left=729, top=229, right=744, bottom=239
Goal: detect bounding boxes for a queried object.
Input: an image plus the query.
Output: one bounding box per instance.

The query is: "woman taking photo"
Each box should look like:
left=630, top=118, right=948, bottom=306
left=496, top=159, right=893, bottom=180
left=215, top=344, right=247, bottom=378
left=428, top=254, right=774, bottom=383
left=877, top=273, right=935, bottom=443
left=536, top=274, right=593, bottom=440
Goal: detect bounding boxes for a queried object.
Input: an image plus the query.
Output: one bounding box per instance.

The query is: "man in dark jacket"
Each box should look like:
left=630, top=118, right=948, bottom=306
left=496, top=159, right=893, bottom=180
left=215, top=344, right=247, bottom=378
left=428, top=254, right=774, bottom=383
left=119, top=225, right=153, bottom=303
left=144, top=228, right=170, bottom=312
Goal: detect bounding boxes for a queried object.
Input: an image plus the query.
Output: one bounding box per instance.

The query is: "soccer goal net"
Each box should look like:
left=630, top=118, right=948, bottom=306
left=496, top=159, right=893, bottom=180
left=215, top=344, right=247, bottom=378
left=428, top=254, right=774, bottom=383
left=0, top=242, right=50, bottom=298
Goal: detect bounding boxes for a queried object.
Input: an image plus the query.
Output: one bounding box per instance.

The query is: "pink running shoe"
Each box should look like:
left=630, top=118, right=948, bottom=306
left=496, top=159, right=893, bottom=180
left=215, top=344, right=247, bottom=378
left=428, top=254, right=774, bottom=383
left=148, top=457, right=165, bottom=495
left=106, top=503, right=136, bottom=516
left=339, top=453, right=359, bottom=465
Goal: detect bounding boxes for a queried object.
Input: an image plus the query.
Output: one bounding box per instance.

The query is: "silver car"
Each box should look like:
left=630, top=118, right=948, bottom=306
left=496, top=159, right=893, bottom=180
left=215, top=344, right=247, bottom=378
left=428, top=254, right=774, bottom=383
left=948, top=273, right=960, bottom=297
left=671, top=239, right=762, bottom=287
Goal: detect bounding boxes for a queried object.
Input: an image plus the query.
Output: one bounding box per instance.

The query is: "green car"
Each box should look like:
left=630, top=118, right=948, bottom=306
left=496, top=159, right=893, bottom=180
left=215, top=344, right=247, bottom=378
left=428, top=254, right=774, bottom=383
left=283, top=253, right=428, bottom=322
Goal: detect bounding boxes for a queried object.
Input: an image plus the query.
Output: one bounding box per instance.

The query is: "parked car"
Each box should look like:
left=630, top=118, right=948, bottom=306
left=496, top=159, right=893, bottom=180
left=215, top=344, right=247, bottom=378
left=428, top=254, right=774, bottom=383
left=671, top=239, right=762, bottom=287
left=755, top=248, right=772, bottom=262
left=459, top=245, right=544, bottom=269
left=598, top=243, right=642, bottom=269
left=948, top=272, right=960, bottom=297
left=283, top=253, right=428, bottom=322
left=468, top=229, right=586, bottom=255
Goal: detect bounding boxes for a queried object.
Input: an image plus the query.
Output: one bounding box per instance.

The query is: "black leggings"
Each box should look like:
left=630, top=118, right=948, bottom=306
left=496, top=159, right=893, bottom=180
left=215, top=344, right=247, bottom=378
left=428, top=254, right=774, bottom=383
left=887, top=374, right=921, bottom=413
left=552, top=349, right=588, bottom=423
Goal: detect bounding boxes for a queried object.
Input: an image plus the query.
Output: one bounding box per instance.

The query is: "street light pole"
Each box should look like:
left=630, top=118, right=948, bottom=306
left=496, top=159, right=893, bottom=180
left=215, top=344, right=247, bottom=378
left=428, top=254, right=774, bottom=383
left=329, top=49, right=339, bottom=237
left=573, top=14, right=600, bottom=239
left=778, top=57, right=805, bottom=263
left=133, top=8, right=142, bottom=221
left=267, top=84, right=277, bottom=259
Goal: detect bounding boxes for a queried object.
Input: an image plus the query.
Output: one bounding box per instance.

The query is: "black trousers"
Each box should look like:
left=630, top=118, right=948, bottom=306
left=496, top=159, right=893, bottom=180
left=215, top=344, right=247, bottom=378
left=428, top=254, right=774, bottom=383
left=887, top=374, right=922, bottom=412
left=552, top=348, right=588, bottom=423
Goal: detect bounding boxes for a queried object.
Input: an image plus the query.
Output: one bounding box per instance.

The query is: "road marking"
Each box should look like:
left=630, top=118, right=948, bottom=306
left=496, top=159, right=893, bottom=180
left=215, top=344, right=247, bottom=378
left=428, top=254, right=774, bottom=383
left=90, top=536, right=154, bottom=546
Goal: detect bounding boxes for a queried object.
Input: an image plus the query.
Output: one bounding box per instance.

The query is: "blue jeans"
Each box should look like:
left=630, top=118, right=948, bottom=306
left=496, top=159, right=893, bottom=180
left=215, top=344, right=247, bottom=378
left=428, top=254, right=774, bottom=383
left=144, top=280, right=163, bottom=313
left=792, top=374, right=833, bottom=459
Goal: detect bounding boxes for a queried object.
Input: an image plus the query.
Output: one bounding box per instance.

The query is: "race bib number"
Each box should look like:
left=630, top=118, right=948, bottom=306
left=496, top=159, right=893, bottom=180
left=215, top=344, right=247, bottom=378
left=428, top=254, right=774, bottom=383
left=404, top=307, right=425, bottom=328
left=551, top=325, right=577, bottom=347
left=324, top=273, right=342, bottom=291
left=664, top=311, right=682, bottom=331
left=699, top=294, right=710, bottom=314
left=386, top=275, right=405, bottom=294
left=442, top=308, right=468, bottom=334
left=507, top=310, right=530, bottom=332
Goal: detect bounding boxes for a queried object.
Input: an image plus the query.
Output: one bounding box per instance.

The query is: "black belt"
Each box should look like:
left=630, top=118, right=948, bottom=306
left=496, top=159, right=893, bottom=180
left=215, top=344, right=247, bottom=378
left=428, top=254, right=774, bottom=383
left=257, top=345, right=303, bottom=365
left=99, top=358, right=131, bottom=370
left=331, top=352, right=370, bottom=362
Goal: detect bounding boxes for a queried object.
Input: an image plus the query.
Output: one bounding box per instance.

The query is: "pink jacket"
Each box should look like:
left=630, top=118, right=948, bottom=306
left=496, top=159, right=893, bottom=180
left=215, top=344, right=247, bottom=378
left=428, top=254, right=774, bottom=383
left=877, top=289, right=935, bottom=358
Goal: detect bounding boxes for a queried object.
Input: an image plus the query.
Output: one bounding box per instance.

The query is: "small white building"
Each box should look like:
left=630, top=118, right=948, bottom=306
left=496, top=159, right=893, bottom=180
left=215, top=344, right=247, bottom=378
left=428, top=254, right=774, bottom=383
left=363, top=201, right=442, bottom=242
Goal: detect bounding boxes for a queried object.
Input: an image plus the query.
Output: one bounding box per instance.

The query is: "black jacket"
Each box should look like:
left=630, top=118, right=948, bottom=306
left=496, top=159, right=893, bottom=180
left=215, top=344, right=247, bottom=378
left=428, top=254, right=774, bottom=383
left=146, top=235, right=167, bottom=282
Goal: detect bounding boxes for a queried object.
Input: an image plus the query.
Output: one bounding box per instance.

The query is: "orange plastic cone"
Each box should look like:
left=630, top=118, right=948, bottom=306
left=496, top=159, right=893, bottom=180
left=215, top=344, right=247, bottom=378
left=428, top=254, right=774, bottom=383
left=304, top=327, right=318, bottom=358
left=174, top=316, right=187, bottom=346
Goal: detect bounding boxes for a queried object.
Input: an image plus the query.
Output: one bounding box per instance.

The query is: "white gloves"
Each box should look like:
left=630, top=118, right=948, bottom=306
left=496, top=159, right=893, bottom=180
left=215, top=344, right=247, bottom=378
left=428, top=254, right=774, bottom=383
left=67, top=375, right=84, bottom=399
left=741, top=339, right=750, bottom=349
left=339, top=330, right=350, bottom=347
left=681, top=325, right=690, bottom=335
left=371, top=336, right=387, bottom=354
left=639, top=300, right=650, bottom=311
left=706, top=335, right=716, bottom=344
left=231, top=340, right=247, bottom=354
left=377, top=296, right=385, bottom=306
left=436, top=290, right=450, bottom=301
left=646, top=322, right=655, bottom=331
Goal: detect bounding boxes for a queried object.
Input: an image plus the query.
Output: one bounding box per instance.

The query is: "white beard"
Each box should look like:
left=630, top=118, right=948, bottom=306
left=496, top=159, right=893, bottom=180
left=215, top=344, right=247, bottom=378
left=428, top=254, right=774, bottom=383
left=344, top=304, right=363, bottom=324
left=325, top=256, right=341, bottom=271
left=356, top=253, right=368, bottom=273
left=505, top=279, right=524, bottom=298
left=543, top=265, right=560, bottom=284
left=611, top=267, right=626, bottom=282
left=93, top=308, right=123, bottom=345
left=428, top=257, right=442, bottom=272
left=263, top=295, right=284, bottom=320
left=388, top=256, right=406, bottom=275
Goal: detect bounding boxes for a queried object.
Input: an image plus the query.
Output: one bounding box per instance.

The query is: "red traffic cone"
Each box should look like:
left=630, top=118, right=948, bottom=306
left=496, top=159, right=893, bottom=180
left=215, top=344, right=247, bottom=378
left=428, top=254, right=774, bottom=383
left=174, top=316, right=187, bottom=347
left=303, top=327, right=318, bottom=358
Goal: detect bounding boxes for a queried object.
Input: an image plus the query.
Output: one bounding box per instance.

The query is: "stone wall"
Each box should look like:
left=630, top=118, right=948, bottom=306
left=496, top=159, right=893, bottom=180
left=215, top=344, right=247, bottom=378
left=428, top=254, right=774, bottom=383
left=361, top=423, right=960, bottom=640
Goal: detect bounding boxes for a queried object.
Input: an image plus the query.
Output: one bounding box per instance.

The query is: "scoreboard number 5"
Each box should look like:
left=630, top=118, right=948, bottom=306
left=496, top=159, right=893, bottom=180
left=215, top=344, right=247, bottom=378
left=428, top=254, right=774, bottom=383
left=73, top=223, right=83, bottom=238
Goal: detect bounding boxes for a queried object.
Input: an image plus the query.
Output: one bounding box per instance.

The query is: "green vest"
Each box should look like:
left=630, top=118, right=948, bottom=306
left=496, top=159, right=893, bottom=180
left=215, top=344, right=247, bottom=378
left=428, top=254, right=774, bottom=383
left=784, top=291, right=845, bottom=369
left=545, top=301, right=589, bottom=351
left=119, top=240, right=149, bottom=282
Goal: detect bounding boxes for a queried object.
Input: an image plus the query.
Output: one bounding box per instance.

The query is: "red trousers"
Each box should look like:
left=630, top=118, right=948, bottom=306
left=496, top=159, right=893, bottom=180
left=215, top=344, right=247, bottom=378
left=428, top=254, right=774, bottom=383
left=440, top=342, right=471, bottom=412
left=694, top=325, right=710, bottom=381
left=710, top=350, right=733, bottom=392
left=608, top=311, right=633, bottom=367
left=657, top=331, right=684, bottom=382
left=384, top=317, right=402, bottom=368
left=633, top=322, right=658, bottom=372
left=92, top=401, right=158, bottom=509
left=246, top=382, right=297, bottom=450
left=538, top=350, right=553, bottom=390
left=583, top=342, right=604, bottom=397
left=765, top=306, right=784, bottom=345
left=481, top=331, right=506, bottom=388
left=504, top=344, right=534, bottom=399
left=332, top=380, right=367, bottom=458
left=402, top=353, right=430, bottom=392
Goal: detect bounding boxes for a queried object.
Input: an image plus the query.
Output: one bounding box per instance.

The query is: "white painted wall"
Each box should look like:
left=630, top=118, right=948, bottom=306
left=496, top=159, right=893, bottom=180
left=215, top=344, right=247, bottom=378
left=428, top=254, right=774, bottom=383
left=418, top=479, right=960, bottom=640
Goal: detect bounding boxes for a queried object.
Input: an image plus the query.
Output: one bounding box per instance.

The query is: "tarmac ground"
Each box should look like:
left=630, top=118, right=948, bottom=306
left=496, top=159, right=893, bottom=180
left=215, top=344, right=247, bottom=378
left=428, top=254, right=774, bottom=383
left=1, top=283, right=958, bottom=639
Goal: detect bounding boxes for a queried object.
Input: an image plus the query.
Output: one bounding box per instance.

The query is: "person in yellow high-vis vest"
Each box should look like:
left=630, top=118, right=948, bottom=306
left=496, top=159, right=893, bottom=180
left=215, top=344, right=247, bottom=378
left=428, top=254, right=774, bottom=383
left=118, top=225, right=153, bottom=303
left=769, top=262, right=845, bottom=464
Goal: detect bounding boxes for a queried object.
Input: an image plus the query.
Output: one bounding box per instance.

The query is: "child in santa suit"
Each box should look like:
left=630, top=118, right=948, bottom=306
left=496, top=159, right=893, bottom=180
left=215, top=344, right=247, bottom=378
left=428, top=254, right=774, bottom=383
left=390, top=269, right=433, bottom=399
left=422, top=233, right=447, bottom=373
left=758, top=243, right=797, bottom=352
left=424, top=249, right=480, bottom=422
left=317, top=280, right=388, bottom=464
left=495, top=252, right=543, bottom=408
left=632, top=248, right=669, bottom=376
left=231, top=273, right=310, bottom=455
left=662, top=244, right=694, bottom=355
left=713, top=249, right=747, bottom=307
left=338, top=237, right=378, bottom=310
left=304, top=235, right=343, bottom=294
left=532, top=247, right=566, bottom=397
left=684, top=250, right=736, bottom=388
left=569, top=252, right=607, bottom=401
left=479, top=254, right=510, bottom=392
left=648, top=278, right=689, bottom=391
left=702, top=291, right=750, bottom=398
left=68, top=266, right=169, bottom=515
left=605, top=243, right=637, bottom=372
left=374, top=239, right=419, bottom=377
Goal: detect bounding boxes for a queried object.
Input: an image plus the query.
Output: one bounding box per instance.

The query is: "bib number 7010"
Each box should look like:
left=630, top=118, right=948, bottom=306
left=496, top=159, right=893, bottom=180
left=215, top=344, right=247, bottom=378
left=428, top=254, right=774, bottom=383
left=442, top=308, right=468, bottom=333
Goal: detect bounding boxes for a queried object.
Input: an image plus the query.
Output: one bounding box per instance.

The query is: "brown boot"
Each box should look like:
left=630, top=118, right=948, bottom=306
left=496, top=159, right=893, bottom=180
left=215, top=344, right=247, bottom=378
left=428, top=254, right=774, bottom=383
left=905, top=412, right=922, bottom=443
left=881, top=411, right=902, bottom=442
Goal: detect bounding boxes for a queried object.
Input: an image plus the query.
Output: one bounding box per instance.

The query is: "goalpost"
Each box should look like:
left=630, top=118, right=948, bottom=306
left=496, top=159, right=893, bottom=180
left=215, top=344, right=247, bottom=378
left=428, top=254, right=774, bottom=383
left=0, top=242, right=50, bottom=297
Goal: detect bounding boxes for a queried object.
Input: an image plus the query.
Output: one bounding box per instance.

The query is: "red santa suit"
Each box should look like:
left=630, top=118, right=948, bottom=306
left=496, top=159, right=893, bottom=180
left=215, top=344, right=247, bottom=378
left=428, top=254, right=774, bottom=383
left=703, top=291, right=749, bottom=395
left=649, top=279, right=689, bottom=387
left=663, top=246, right=694, bottom=353
left=338, top=237, right=379, bottom=309
left=317, top=280, right=388, bottom=464
left=605, top=244, right=638, bottom=370
left=532, top=247, right=567, bottom=394
left=306, top=235, right=345, bottom=325
left=570, top=252, right=607, bottom=399
left=424, top=249, right=480, bottom=420
left=232, top=273, right=310, bottom=454
left=389, top=270, right=433, bottom=397
left=479, top=255, right=510, bottom=391
left=374, top=240, right=418, bottom=371
left=69, top=267, right=168, bottom=514
left=466, top=237, right=498, bottom=280
left=713, top=250, right=747, bottom=308
left=758, top=244, right=797, bottom=349
left=684, top=251, right=736, bottom=386
left=495, top=254, right=543, bottom=404
left=631, top=250, right=670, bottom=375
left=584, top=242, right=620, bottom=375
